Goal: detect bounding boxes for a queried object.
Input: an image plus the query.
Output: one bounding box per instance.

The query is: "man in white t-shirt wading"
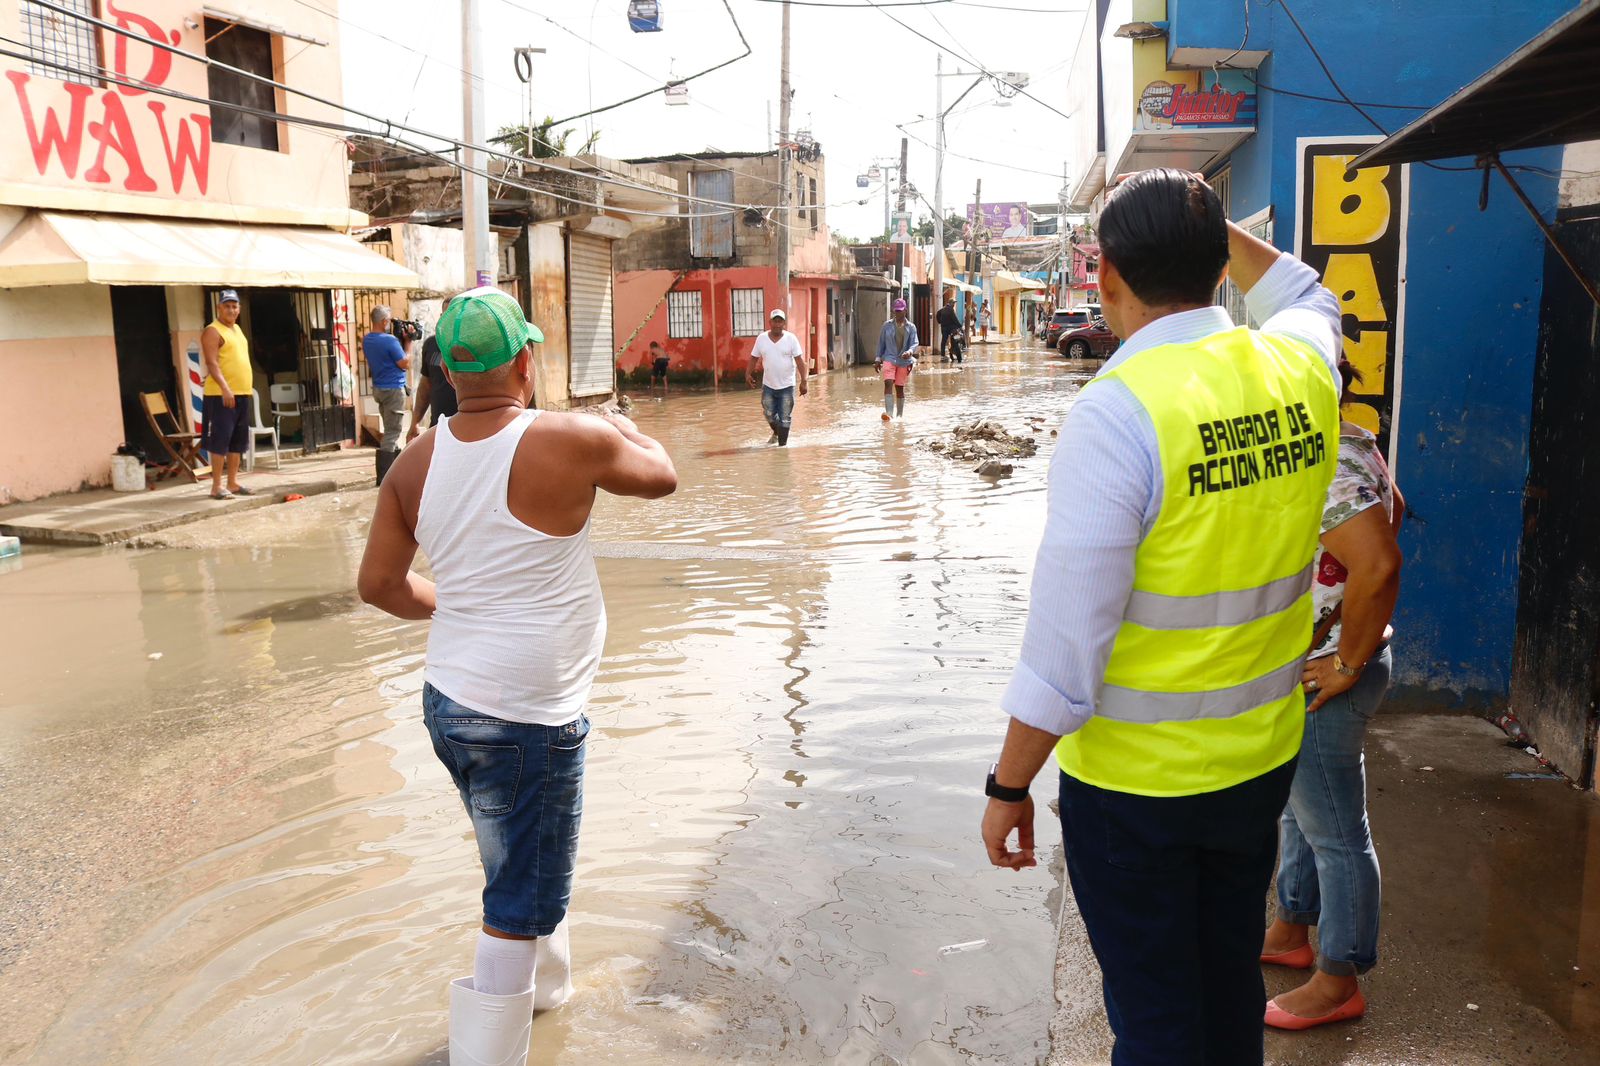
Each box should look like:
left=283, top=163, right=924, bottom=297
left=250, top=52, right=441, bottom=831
left=746, top=308, right=808, bottom=446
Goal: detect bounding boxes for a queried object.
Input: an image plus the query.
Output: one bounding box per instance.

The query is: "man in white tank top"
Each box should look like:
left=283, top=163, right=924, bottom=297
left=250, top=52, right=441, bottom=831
left=358, top=287, right=677, bottom=1066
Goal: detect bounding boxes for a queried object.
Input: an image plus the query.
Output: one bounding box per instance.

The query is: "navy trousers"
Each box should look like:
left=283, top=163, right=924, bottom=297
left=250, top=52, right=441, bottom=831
left=1057, top=759, right=1297, bottom=1066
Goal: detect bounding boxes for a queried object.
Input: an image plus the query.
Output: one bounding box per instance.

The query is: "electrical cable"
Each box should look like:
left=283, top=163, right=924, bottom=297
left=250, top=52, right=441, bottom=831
left=0, top=40, right=730, bottom=220
left=19, top=0, right=756, bottom=213
left=857, top=0, right=1076, bottom=120
left=1269, top=0, right=1479, bottom=173
left=895, top=123, right=1063, bottom=178
left=541, top=0, right=753, bottom=128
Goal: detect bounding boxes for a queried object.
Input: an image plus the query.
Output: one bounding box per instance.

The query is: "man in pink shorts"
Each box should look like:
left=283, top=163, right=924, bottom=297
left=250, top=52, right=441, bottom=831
left=874, top=298, right=919, bottom=421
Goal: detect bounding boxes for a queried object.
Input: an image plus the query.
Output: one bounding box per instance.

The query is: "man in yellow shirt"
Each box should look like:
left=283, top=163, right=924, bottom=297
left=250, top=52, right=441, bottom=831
left=201, top=289, right=257, bottom=500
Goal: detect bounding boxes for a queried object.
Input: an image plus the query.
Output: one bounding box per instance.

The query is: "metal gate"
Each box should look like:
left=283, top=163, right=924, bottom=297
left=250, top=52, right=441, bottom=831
left=568, top=233, right=616, bottom=401
left=1510, top=212, right=1600, bottom=789
left=292, top=289, right=355, bottom=451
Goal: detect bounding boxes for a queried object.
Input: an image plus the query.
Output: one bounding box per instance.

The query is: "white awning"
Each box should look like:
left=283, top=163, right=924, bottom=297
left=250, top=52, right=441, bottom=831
left=943, top=277, right=982, bottom=295
left=0, top=211, right=419, bottom=290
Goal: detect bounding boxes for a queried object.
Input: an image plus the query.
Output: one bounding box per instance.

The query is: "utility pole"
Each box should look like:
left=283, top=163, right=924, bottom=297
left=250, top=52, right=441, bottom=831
left=931, top=51, right=943, bottom=323
left=965, top=177, right=981, bottom=338
left=1057, top=161, right=1070, bottom=314
left=895, top=136, right=909, bottom=291
left=776, top=1, right=792, bottom=312
left=462, top=0, right=493, bottom=287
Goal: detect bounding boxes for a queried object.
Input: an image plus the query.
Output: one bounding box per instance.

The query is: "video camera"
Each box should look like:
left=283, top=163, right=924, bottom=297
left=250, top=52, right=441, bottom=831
left=391, top=318, right=422, bottom=344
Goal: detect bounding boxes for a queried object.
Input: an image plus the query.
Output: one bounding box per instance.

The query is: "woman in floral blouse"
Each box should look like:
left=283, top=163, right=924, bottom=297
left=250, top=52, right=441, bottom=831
left=1260, top=361, right=1405, bottom=1030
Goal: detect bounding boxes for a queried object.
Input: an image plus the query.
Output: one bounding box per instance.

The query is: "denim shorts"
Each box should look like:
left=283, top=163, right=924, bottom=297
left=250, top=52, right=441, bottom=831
left=422, top=683, right=589, bottom=937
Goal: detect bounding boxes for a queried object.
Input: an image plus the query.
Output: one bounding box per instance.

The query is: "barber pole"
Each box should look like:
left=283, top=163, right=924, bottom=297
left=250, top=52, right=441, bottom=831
left=185, top=341, right=207, bottom=456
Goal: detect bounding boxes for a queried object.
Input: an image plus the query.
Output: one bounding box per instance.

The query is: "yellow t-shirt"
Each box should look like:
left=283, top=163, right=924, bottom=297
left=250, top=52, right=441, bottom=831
left=203, top=320, right=254, bottom=396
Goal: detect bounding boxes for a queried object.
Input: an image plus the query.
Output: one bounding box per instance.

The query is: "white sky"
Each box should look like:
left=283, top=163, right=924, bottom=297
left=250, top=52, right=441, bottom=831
left=338, top=0, right=1092, bottom=240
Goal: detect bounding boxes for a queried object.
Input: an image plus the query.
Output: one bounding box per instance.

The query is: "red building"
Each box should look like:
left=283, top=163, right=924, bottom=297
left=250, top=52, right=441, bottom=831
left=612, top=149, right=854, bottom=382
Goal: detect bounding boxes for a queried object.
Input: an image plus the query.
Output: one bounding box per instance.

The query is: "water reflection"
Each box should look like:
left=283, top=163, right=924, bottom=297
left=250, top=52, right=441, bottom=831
left=4, top=345, right=1092, bottom=1064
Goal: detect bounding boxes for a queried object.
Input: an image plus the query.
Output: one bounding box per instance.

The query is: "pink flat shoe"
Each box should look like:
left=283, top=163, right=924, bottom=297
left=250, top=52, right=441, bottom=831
left=1264, top=988, right=1366, bottom=1030
left=1259, top=943, right=1315, bottom=969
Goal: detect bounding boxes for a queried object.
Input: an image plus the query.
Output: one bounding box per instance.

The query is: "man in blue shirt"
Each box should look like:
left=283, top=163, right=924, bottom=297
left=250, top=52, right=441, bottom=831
left=364, top=305, right=411, bottom=457
left=874, top=298, right=919, bottom=421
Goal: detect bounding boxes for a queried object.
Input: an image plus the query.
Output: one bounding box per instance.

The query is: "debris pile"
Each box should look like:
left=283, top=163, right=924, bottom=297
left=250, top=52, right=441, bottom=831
left=925, top=419, right=1040, bottom=479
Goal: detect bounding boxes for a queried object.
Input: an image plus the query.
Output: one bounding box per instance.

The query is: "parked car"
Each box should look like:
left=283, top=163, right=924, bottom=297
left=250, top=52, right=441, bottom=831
left=1058, top=317, right=1119, bottom=360
left=1042, top=307, right=1094, bottom=346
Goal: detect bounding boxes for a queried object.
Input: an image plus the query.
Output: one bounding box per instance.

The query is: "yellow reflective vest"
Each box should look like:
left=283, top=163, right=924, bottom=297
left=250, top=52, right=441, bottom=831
left=1055, top=326, right=1340, bottom=797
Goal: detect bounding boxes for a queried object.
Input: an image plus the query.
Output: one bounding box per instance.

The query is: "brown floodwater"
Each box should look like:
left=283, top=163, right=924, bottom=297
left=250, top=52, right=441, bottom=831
left=1, top=343, right=1099, bottom=1065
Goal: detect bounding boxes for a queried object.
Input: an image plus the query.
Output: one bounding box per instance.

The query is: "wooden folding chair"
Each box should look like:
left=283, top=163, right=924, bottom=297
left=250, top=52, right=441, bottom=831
left=140, top=391, right=209, bottom=483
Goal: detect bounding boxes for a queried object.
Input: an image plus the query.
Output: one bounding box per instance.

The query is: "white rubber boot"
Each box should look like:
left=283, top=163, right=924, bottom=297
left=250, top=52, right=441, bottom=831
left=448, top=977, right=532, bottom=1066
left=532, top=921, right=573, bottom=1011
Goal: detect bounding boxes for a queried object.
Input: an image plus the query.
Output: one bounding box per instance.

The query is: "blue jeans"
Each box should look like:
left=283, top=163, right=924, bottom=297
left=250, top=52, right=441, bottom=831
left=1276, top=644, right=1393, bottom=975
left=422, top=683, right=589, bottom=937
left=762, top=385, right=795, bottom=445
left=1059, top=759, right=1296, bottom=1065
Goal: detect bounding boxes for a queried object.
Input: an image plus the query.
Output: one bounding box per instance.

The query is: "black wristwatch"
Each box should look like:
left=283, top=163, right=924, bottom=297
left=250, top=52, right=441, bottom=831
left=985, top=763, right=1030, bottom=803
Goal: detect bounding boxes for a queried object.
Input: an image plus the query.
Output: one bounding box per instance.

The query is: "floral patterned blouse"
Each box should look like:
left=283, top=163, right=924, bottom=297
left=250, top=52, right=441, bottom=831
left=1309, top=423, right=1394, bottom=660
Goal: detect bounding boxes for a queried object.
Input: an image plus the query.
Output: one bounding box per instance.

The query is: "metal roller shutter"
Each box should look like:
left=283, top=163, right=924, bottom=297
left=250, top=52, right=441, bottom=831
left=568, top=233, right=616, bottom=399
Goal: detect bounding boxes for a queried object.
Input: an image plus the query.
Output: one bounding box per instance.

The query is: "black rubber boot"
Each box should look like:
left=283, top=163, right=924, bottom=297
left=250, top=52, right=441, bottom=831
left=375, top=447, right=398, bottom=486
left=777, top=426, right=790, bottom=447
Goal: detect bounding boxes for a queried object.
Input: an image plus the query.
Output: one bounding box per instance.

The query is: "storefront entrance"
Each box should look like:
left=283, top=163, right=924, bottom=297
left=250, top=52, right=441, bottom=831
left=206, top=287, right=354, bottom=453
left=110, top=286, right=176, bottom=460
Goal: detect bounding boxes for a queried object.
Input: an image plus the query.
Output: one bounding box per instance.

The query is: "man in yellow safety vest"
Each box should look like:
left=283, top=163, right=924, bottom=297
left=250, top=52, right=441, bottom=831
left=980, top=169, right=1342, bottom=1065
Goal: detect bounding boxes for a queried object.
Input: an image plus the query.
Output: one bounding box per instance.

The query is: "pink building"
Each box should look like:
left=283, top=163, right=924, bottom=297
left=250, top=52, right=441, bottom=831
left=0, top=0, right=414, bottom=503
left=612, top=150, right=852, bottom=382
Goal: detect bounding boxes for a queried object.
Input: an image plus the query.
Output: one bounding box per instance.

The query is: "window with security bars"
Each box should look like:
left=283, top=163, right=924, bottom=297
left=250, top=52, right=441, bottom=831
left=731, top=288, right=765, bottom=336
left=667, top=290, right=703, bottom=338
left=20, top=0, right=101, bottom=87
left=809, top=178, right=818, bottom=230
left=205, top=17, right=281, bottom=151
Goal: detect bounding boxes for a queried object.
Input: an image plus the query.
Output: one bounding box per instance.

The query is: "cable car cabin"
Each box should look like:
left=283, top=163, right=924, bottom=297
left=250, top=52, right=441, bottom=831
left=664, top=81, right=688, bottom=105
left=628, top=0, right=662, bottom=32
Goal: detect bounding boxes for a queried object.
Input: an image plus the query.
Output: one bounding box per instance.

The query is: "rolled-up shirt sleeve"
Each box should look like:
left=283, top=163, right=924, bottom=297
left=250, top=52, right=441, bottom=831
left=1001, top=382, right=1159, bottom=736
left=1245, top=254, right=1343, bottom=389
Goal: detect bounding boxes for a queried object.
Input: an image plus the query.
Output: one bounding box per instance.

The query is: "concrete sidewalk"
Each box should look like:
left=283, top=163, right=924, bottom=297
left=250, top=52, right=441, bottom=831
left=0, top=451, right=376, bottom=545
left=1045, top=709, right=1600, bottom=1065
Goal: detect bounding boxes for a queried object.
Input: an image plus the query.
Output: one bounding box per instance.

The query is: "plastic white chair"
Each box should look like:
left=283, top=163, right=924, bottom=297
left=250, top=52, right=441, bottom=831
left=246, top=388, right=280, bottom=471
left=269, top=382, right=302, bottom=444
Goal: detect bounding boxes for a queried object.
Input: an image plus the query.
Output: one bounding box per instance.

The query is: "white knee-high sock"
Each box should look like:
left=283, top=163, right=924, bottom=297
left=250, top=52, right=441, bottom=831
left=884, top=392, right=894, bottom=415
left=473, top=931, right=539, bottom=995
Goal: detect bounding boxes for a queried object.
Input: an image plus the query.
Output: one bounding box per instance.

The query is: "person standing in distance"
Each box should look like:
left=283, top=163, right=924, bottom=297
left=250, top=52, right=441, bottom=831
left=874, top=298, right=918, bottom=421
left=358, top=287, right=676, bottom=1066
left=937, top=292, right=962, bottom=363
left=746, top=309, right=808, bottom=446
left=407, top=297, right=460, bottom=444
left=199, top=288, right=256, bottom=500
left=980, top=169, right=1342, bottom=1065
left=364, top=305, right=411, bottom=481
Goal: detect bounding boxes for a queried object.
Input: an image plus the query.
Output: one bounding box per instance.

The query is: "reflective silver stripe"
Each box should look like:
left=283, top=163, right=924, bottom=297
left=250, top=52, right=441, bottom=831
left=1122, top=563, right=1314, bottom=630
left=1096, top=657, right=1304, bottom=723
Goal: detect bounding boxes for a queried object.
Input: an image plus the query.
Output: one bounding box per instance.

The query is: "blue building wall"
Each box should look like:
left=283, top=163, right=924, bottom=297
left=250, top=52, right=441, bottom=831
left=1176, top=0, right=1572, bottom=704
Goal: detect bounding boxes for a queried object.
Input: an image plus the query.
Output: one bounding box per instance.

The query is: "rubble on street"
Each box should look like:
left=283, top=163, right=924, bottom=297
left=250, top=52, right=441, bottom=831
left=924, top=419, right=1040, bottom=469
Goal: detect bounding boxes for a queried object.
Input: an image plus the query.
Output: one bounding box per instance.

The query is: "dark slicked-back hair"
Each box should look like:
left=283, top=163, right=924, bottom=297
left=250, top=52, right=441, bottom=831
left=1099, top=169, right=1229, bottom=307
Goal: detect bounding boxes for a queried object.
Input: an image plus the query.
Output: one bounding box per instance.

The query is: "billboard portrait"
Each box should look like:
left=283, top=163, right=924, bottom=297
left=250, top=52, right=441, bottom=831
left=1295, top=136, right=1408, bottom=465
left=968, top=202, right=1031, bottom=241
left=889, top=211, right=914, bottom=244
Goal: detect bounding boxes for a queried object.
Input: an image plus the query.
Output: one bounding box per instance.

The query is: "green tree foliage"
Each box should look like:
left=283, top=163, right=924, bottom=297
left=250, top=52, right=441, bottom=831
left=490, top=117, right=602, bottom=159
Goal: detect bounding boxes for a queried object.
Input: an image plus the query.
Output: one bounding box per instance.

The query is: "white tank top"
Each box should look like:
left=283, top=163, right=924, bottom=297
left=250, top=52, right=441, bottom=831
left=415, top=409, right=606, bottom=725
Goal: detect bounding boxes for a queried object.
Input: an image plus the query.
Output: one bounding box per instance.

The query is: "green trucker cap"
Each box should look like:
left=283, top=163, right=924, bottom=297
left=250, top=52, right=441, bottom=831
left=436, top=286, right=545, bottom=373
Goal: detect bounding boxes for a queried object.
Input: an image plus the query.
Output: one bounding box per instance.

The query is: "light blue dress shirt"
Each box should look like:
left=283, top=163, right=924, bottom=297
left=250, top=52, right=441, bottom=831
left=1001, top=255, right=1345, bottom=737
left=878, top=319, right=920, bottom=367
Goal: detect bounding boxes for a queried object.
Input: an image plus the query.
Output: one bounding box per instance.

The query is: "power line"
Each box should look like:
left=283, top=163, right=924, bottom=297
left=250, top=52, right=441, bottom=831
left=745, top=0, right=1087, bottom=9
left=18, top=0, right=757, bottom=214
left=858, top=0, right=1076, bottom=121
left=542, top=0, right=753, bottom=127
left=895, top=123, right=1064, bottom=178
left=0, top=28, right=734, bottom=219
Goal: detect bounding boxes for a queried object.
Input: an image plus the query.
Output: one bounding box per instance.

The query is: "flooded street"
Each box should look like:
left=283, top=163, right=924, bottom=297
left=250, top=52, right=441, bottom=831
left=1, top=343, right=1096, bottom=1065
